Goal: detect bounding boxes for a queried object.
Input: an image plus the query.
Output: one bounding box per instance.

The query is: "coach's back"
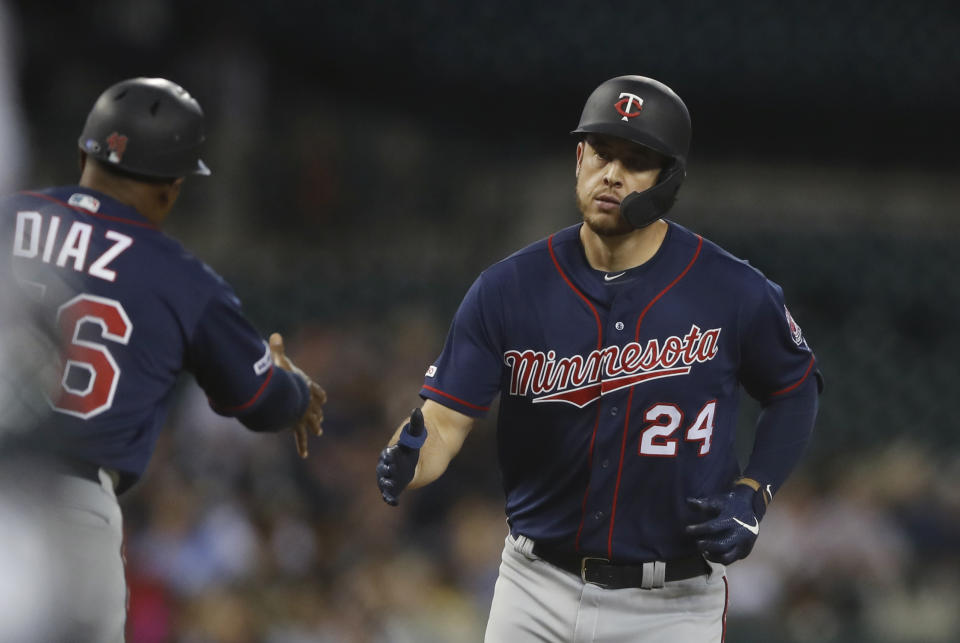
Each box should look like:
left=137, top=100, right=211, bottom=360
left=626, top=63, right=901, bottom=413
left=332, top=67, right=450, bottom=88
left=4, top=185, right=272, bottom=490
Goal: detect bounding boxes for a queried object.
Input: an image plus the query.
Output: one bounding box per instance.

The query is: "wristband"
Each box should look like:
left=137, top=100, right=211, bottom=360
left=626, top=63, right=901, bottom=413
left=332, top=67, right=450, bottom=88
left=397, top=425, right=427, bottom=449
left=734, top=477, right=770, bottom=520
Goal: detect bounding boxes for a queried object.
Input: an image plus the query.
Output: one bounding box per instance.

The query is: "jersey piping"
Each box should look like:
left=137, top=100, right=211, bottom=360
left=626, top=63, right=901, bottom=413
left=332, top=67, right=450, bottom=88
left=574, top=407, right=603, bottom=552
left=548, top=234, right=603, bottom=351
left=421, top=384, right=490, bottom=412
left=770, top=354, right=817, bottom=396
left=21, top=191, right=160, bottom=229
left=607, top=234, right=704, bottom=558
left=213, top=365, right=275, bottom=413
left=547, top=232, right=607, bottom=553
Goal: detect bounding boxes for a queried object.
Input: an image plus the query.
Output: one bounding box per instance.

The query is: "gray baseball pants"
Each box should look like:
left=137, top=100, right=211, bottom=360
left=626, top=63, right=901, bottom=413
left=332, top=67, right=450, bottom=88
left=0, top=461, right=126, bottom=642
left=484, top=534, right=728, bottom=643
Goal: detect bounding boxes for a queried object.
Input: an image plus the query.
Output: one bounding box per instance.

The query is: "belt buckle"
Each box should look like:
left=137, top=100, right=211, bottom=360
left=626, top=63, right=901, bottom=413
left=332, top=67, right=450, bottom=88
left=580, top=556, right=610, bottom=584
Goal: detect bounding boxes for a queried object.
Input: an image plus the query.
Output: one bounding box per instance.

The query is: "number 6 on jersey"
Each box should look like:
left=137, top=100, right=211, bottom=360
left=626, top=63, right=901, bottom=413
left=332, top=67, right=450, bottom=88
left=51, top=294, right=132, bottom=419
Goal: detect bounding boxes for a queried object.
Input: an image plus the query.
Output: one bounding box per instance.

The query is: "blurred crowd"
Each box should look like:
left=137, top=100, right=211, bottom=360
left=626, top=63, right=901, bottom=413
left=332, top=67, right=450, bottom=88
left=120, top=320, right=505, bottom=643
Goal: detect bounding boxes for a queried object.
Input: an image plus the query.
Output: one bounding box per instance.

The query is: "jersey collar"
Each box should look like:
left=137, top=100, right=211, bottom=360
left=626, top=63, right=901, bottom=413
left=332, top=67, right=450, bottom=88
left=549, top=222, right=675, bottom=304
left=36, top=186, right=159, bottom=229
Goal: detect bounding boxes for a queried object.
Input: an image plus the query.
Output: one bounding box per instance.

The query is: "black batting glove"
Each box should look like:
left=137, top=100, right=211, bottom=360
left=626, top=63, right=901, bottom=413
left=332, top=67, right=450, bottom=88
left=377, top=408, right=427, bottom=506
left=685, top=483, right=767, bottom=565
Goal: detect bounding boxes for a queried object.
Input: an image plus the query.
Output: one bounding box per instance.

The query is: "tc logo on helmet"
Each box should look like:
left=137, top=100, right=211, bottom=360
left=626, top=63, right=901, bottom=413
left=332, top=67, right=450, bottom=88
left=615, top=93, right=644, bottom=121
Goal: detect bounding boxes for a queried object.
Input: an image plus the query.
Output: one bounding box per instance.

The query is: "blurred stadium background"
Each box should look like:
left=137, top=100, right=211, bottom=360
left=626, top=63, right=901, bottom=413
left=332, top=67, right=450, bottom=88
left=2, top=0, right=958, bottom=641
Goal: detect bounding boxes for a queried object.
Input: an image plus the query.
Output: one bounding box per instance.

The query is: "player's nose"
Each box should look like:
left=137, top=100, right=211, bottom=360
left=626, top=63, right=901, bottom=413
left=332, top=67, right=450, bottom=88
left=602, top=160, right=624, bottom=187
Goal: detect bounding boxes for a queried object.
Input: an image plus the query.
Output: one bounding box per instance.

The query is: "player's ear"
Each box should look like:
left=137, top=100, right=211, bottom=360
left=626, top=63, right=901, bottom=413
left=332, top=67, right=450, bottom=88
left=576, top=141, right=584, bottom=177
left=157, top=178, right=183, bottom=208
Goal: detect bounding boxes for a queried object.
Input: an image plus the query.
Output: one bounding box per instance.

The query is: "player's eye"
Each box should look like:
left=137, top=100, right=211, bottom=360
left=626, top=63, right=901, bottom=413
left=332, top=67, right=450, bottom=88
left=625, top=155, right=660, bottom=171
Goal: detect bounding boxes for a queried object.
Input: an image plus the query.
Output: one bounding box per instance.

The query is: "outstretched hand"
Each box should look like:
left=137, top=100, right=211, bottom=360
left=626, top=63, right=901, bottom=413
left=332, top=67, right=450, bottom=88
left=377, top=408, right=427, bottom=506
left=270, top=332, right=326, bottom=458
left=685, top=484, right=764, bottom=565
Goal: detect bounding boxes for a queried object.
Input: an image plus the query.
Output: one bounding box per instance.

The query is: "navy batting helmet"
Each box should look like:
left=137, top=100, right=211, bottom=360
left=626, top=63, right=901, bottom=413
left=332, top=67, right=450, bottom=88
left=572, top=75, right=690, bottom=228
left=78, top=77, right=211, bottom=180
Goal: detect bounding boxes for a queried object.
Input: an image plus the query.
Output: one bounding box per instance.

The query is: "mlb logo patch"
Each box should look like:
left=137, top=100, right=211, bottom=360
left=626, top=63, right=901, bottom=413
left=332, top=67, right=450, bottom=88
left=68, top=193, right=101, bottom=212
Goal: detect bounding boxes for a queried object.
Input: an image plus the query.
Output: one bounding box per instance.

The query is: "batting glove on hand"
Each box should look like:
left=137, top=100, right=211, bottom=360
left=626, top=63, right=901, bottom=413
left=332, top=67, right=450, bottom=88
left=377, top=408, right=427, bottom=506
left=685, top=484, right=766, bottom=565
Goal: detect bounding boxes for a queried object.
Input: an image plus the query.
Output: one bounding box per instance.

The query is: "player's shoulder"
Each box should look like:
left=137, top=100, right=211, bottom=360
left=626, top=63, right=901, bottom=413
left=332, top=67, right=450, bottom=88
left=155, top=235, right=238, bottom=299
left=4, top=186, right=157, bottom=231
left=671, top=221, right=769, bottom=284
left=3, top=185, right=90, bottom=210
left=20, top=187, right=233, bottom=296
left=480, top=223, right=580, bottom=282
left=0, top=186, right=64, bottom=214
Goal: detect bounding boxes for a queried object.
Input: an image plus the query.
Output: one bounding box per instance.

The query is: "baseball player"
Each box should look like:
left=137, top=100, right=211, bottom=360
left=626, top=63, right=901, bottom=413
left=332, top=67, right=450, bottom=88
left=377, top=75, right=822, bottom=642
left=1, top=77, right=325, bottom=642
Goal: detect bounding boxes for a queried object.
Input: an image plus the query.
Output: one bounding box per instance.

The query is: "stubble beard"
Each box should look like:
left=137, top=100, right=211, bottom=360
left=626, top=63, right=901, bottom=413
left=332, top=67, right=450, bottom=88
left=576, top=185, right=634, bottom=237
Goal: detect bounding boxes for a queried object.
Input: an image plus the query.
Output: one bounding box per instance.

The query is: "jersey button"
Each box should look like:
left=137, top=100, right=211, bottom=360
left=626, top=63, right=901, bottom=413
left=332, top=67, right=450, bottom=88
left=594, top=511, right=604, bottom=520
left=615, top=321, right=624, bottom=331
left=610, top=407, right=618, bottom=416
left=601, top=459, right=610, bottom=469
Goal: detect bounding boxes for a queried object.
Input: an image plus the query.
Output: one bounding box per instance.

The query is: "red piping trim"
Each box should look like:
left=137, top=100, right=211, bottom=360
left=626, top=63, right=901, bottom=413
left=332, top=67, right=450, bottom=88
left=422, top=385, right=490, bottom=411
left=22, top=191, right=159, bottom=229
left=607, top=235, right=703, bottom=557
left=574, top=406, right=603, bottom=552
left=218, top=366, right=274, bottom=413
left=633, top=236, right=704, bottom=338
left=548, top=233, right=604, bottom=552
left=547, top=235, right=602, bottom=350
left=607, top=385, right=637, bottom=557
left=770, top=354, right=816, bottom=396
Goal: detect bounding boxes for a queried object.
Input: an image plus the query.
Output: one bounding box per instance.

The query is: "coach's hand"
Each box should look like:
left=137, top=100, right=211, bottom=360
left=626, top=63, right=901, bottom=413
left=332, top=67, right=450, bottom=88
left=685, top=484, right=766, bottom=565
left=377, top=408, right=427, bottom=506
left=270, top=332, right=326, bottom=458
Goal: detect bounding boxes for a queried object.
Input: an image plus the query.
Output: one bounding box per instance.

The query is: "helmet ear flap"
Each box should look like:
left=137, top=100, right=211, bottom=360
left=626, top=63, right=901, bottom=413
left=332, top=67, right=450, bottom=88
left=619, top=164, right=686, bottom=229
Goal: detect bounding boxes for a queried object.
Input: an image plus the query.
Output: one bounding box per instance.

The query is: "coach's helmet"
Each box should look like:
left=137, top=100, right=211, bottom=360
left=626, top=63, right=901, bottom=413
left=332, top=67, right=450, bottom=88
left=78, top=77, right=211, bottom=180
left=572, top=75, right=690, bottom=228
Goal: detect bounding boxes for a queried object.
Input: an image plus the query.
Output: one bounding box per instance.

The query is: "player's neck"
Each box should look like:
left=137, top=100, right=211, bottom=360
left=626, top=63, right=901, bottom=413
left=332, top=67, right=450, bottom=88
left=579, top=219, right=668, bottom=272
left=79, top=167, right=177, bottom=226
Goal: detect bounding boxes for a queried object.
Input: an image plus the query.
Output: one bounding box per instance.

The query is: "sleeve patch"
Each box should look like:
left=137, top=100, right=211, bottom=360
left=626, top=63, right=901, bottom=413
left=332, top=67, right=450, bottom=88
left=784, top=306, right=804, bottom=346
left=425, top=365, right=437, bottom=378
left=254, top=341, right=272, bottom=375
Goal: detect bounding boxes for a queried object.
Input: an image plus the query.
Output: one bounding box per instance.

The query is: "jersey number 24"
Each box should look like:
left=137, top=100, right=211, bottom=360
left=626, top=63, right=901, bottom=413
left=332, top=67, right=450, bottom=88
left=639, top=401, right=715, bottom=457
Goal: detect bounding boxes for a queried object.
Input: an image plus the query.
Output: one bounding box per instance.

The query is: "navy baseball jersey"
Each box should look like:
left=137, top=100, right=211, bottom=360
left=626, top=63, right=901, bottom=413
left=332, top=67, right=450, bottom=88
left=2, top=186, right=308, bottom=489
left=420, top=222, right=818, bottom=562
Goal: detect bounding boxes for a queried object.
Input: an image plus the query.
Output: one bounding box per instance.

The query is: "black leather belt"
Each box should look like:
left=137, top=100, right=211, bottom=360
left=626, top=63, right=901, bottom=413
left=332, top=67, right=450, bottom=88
left=532, top=544, right=710, bottom=589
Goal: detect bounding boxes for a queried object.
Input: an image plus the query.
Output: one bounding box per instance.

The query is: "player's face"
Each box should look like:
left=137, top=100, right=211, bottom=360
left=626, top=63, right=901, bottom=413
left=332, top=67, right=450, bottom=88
left=575, top=135, right=664, bottom=236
